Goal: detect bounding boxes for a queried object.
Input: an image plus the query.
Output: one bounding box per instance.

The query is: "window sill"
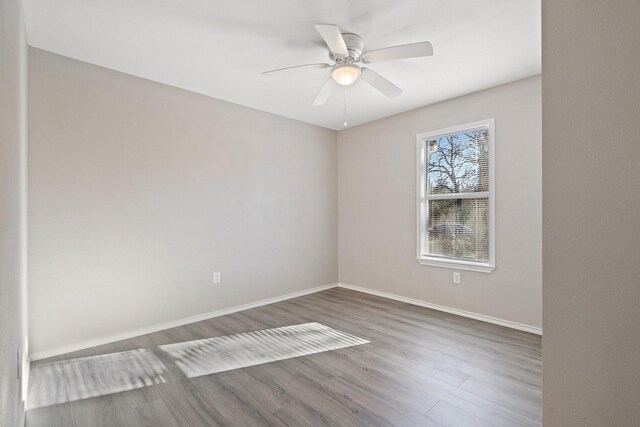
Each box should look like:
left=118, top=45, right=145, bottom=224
left=417, top=257, right=495, bottom=273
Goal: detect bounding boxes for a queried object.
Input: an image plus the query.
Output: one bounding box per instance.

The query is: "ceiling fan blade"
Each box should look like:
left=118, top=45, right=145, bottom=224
left=315, top=24, right=349, bottom=57
left=361, top=41, right=433, bottom=64
left=261, top=63, right=331, bottom=77
left=312, top=77, right=336, bottom=106
left=360, top=68, right=403, bottom=98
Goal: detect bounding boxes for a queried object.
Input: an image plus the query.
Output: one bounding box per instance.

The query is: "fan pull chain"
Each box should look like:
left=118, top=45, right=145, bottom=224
left=343, top=87, right=348, bottom=127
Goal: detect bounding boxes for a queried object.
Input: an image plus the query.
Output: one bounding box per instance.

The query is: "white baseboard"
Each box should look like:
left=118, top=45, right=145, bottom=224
left=31, top=281, right=541, bottom=361
left=337, top=283, right=542, bottom=335
left=29, top=283, right=339, bottom=361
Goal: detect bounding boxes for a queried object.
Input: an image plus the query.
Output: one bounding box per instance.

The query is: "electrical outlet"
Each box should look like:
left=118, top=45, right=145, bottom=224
left=453, top=272, right=461, bottom=284
left=213, top=272, right=221, bottom=284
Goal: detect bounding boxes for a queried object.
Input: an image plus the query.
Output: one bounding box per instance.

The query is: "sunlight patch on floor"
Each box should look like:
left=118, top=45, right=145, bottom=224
left=159, top=322, right=369, bottom=378
left=27, top=349, right=167, bottom=409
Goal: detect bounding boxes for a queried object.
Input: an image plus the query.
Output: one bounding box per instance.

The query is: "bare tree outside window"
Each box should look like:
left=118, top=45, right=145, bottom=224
left=423, top=128, right=490, bottom=262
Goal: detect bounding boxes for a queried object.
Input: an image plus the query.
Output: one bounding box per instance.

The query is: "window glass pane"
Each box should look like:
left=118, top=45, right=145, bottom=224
left=426, top=198, right=489, bottom=262
left=426, top=128, right=489, bottom=194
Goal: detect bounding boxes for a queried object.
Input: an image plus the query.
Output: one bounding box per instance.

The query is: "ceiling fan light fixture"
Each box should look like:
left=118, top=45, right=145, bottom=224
left=331, top=65, right=361, bottom=86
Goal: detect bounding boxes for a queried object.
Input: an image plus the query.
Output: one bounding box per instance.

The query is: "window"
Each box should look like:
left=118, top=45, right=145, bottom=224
left=416, top=119, right=495, bottom=272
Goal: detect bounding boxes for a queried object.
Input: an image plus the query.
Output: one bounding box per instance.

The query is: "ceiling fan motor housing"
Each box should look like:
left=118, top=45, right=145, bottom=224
left=330, top=33, right=364, bottom=62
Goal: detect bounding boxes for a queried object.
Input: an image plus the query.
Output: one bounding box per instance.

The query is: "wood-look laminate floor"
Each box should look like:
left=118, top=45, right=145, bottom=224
left=27, top=288, right=542, bottom=426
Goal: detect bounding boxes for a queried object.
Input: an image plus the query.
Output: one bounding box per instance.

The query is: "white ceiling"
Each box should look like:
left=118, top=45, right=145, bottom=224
left=23, top=0, right=540, bottom=130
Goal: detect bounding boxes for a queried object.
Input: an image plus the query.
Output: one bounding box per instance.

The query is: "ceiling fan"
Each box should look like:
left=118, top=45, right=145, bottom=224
left=262, top=24, right=433, bottom=106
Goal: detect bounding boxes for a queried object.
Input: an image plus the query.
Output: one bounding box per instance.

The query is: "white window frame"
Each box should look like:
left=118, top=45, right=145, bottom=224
left=416, top=119, right=495, bottom=273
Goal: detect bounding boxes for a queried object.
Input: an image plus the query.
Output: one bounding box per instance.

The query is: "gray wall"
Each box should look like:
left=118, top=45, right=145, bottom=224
left=542, top=1, right=640, bottom=425
left=28, top=49, right=338, bottom=356
left=338, top=76, right=541, bottom=330
left=0, top=0, right=28, bottom=425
